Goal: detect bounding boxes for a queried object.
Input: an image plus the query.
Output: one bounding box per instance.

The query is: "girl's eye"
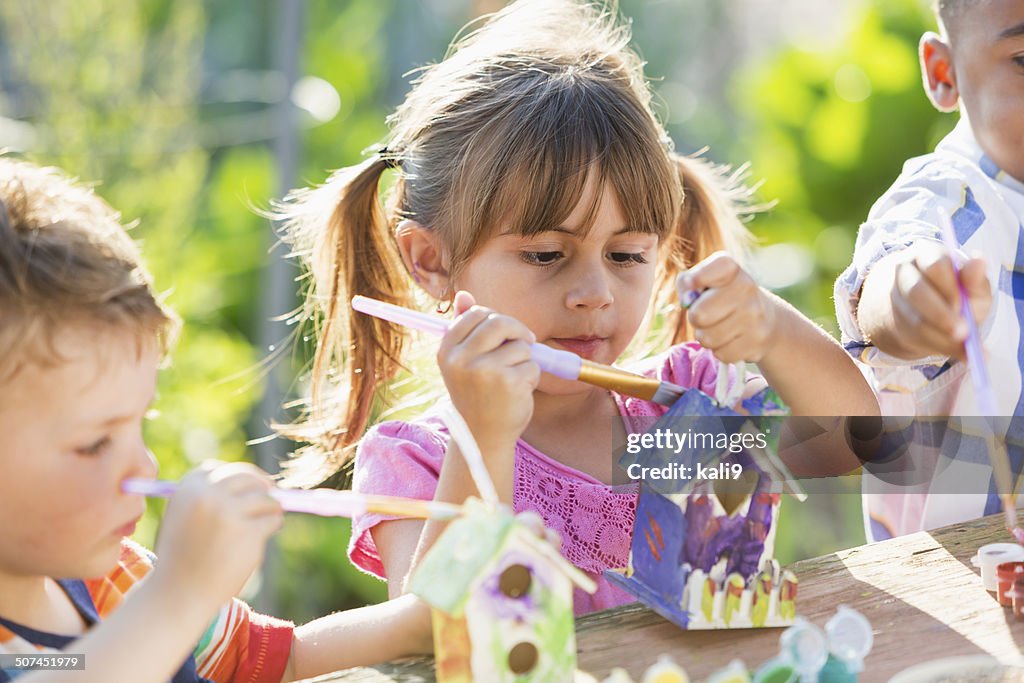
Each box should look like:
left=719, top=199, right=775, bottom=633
left=521, top=251, right=563, bottom=265
left=1014, top=55, right=1024, bottom=69
left=76, top=436, right=112, bottom=457
left=609, top=252, right=649, bottom=265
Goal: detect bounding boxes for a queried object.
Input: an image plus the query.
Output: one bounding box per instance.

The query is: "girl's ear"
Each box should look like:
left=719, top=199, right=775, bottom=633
left=920, top=32, right=959, bottom=113
left=395, top=220, right=451, bottom=298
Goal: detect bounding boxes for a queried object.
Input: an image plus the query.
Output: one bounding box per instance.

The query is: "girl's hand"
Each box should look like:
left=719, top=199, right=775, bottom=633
left=678, top=252, right=779, bottom=364
left=150, top=461, right=282, bottom=611
left=438, top=290, right=540, bottom=452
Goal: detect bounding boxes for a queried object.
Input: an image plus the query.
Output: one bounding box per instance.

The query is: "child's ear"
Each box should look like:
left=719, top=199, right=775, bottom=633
left=394, top=220, right=451, bottom=299
left=920, top=32, right=959, bottom=112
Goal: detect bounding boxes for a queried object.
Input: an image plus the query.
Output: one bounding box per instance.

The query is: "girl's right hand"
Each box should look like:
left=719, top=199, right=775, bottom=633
left=438, top=290, right=541, bottom=452
left=150, top=461, right=283, bottom=610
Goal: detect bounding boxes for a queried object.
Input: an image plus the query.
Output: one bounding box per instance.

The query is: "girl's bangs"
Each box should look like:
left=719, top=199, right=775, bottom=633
left=451, top=74, right=677, bottom=255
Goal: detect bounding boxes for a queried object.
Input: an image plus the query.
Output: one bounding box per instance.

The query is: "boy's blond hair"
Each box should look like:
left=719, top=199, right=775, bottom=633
left=0, top=157, right=178, bottom=382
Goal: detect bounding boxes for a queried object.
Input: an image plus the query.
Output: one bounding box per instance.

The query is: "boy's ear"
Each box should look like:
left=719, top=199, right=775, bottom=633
left=920, top=32, right=959, bottom=112
left=394, top=220, right=451, bottom=299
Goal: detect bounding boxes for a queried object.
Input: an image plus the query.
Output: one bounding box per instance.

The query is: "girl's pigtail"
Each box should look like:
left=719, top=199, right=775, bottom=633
left=278, top=156, right=410, bottom=487
left=657, top=153, right=758, bottom=344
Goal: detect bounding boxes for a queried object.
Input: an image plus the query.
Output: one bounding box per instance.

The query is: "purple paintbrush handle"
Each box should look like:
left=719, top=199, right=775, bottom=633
left=529, top=342, right=582, bottom=380
left=937, top=210, right=997, bottom=415
left=122, top=478, right=177, bottom=498
left=351, top=295, right=582, bottom=380
left=121, top=479, right=366, bottom=518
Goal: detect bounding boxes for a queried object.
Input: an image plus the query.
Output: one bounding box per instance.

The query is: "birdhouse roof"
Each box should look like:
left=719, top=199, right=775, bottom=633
left=408, top=499, right=595, bottom=614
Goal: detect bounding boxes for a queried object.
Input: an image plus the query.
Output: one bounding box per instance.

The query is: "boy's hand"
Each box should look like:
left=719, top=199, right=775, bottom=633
left=151, top=461, right=282, bottom=610
left=679, top=252, right=779, bottom=364
left=861, top=242, right=991, bottom=360
left=438, top=291, right=540, bottom=452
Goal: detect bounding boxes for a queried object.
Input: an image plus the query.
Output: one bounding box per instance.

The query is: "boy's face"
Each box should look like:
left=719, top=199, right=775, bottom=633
left=937, top=0, right=1024, bottom=180
left=0, top=327, right=159, bottom=581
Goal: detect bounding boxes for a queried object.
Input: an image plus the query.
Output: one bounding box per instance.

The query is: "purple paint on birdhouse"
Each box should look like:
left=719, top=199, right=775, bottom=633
left=607, top=386, right=797, bottom=629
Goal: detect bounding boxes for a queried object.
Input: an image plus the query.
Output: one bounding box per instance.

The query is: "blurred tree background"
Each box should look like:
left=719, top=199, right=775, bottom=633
left=0, top=0, right=954, bottom=624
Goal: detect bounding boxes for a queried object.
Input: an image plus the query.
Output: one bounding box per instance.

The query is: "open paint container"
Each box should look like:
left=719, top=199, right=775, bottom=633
left=971, top=542, right=1024, bottom=592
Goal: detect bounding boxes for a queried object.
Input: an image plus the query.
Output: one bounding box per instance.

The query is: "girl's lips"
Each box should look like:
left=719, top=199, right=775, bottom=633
left=115, top=517, right=141, bottom=538
left=550, top=337, right=607, bottom=360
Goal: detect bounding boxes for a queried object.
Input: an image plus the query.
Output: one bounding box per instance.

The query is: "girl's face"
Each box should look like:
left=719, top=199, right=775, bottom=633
left=453, top=178, right=659, bottom=395
left=0, top=327, right=159, bottom=581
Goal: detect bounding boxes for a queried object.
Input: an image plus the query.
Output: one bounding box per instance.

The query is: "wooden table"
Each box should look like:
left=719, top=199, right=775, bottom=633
left=307, top=513, right=1024, bottom=683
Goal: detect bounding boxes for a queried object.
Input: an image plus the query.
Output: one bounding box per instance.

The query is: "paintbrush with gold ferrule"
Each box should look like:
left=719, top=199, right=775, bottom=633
left=352, top=296, right=685, bottom=407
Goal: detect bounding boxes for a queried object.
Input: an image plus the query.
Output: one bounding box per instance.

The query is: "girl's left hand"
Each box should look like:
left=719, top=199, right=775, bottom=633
left=678, top=251, right=779, bottom=364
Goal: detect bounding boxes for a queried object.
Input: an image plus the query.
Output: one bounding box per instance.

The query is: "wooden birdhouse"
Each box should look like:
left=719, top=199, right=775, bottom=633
left=608, top=387, right=800, bottom=630
left=409, top=498, right=597, bottom=682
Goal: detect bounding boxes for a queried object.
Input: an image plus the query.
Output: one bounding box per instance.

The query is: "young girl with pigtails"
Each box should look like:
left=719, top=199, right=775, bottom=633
left=279, top=0, right=877, bottom=615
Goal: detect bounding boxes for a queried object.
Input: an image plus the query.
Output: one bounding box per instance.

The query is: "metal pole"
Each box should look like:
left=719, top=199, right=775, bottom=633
left=252, top=0, right=304, bottom=616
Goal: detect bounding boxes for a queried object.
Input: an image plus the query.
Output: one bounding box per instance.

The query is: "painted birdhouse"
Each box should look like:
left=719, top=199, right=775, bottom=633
left=409, top=498, right=596, bottom=682
left=608, top=387, right=800, bottom=630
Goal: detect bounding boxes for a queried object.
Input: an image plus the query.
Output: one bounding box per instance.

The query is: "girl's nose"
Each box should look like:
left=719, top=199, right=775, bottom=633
left=565, top=264, right=614, bottom=310
left=128, top=444, right=159, bottom=481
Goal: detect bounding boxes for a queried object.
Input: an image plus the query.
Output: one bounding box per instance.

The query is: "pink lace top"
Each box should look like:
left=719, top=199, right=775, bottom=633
left=349, top=342, right=730, bottom=615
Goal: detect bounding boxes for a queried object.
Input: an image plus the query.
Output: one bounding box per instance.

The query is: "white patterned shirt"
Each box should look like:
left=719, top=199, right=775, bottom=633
left=835, top=119, right=1024, bottom=541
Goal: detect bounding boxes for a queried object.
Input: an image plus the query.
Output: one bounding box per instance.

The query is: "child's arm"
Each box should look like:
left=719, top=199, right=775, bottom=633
left=14, top=570, right=236, bottom=683
left=857, top=241, right=991, bottom=360
left=373, top=290, right=537, bottom=597
left=373, top=443, right=498, bottom=596
left=681, top=252, right=879, bottom=417
left=280, top=593, right=432, bottom=682
left=18, top=462, right=283, bottom=683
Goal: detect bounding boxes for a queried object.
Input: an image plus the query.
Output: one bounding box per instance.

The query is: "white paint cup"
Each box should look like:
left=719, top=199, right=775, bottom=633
left=971, top=543, right=1024, bottom=591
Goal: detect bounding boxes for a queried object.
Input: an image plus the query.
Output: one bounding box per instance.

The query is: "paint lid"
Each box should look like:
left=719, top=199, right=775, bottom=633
left=973, top=543, right=1024, bottom=591
left=779, top=618, right=828, bottom=680
left=825, top=605, right=873, bottom=674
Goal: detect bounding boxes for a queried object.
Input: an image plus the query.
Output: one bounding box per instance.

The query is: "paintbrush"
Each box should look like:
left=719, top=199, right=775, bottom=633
left=122, top=478, right=464, bottom=521
left=936, top=209, right=1021, bottom=542
left=352, top=296, right=686, bottom=406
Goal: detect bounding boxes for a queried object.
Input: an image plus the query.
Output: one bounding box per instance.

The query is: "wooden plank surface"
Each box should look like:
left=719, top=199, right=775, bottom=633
left=305, top=513, right=1024, bottom=683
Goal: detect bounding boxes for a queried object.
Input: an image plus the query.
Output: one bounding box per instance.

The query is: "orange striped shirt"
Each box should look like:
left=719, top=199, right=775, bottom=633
left=0, top=540, right=293, bottom=683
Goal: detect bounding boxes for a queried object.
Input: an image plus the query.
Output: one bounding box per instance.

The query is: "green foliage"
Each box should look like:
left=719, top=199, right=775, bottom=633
left=0, top=0, right=261, bottom=511
left=730, top=0, right=951, bottom=562
left=254, top=0, right=398, bottom=620
left=733, top=0, right=953, bottom=331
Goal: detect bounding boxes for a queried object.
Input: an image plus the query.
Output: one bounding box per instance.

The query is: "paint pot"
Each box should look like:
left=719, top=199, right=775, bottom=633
left=818, top=655, right=856, bottom=683
left=1010, top=575, right=1024, bottom=621
left=779, top=618, right=828, bottom=682
left=996, top=561, right=1024, bottom=607
left=825, top=605, right=872, bottom=675
left=971, top=543, right=1024, bottom=592
left=704, top=659, right=750, bottom=683
left=752, top=656, right=797, bottom=683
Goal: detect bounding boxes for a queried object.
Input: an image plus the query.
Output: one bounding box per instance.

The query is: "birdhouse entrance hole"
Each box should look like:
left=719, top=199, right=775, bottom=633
left=499, top=564, right=532, bottom=598
left=713, top=467, right=759, bottom=516
left=508, top=641, right=538, bottom=674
